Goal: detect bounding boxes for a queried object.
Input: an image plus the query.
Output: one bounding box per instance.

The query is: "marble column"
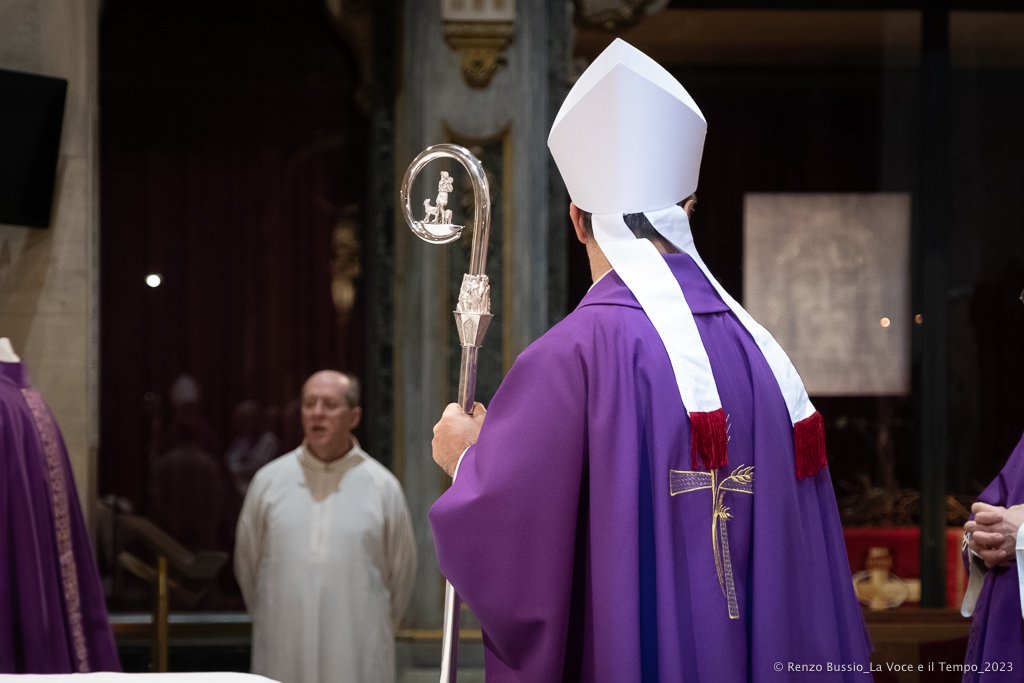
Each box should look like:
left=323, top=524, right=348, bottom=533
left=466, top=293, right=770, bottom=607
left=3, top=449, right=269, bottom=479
left=392, top=0, right=571, bottom=638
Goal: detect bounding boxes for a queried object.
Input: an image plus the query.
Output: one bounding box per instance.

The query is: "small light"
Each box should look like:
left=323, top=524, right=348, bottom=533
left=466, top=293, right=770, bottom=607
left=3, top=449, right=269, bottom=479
left=914, top=314, right=923, bottom=325
left=146, top=274, right=162, bottom=288
left=880, top=317, right=891, bottom=328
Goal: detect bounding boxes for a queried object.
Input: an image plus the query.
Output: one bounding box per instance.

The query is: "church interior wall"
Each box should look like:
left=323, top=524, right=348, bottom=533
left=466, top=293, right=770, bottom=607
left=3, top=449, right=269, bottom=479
left=1, top=0, right=1023, bottom=676
left=0, top=0, right=100, bottom=532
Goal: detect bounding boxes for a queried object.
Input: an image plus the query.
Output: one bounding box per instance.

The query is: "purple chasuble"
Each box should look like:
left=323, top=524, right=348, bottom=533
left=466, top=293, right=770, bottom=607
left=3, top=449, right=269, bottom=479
left=0, top=361, right=120, bottom=672
left=963, top=433, right=1024, bottom=682
left=430, top=253, right=871, bottom=682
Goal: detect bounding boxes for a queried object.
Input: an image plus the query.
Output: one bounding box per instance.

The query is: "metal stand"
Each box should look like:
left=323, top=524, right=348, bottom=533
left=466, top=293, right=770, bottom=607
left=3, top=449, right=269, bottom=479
left=151, top=555, right=169, bottom=672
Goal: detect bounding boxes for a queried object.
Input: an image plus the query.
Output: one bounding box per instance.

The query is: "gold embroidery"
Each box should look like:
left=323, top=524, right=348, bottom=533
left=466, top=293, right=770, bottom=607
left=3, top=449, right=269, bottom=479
left=23, top=389, right=89, bottom=672
left=669, top=464, right=754, bottom=620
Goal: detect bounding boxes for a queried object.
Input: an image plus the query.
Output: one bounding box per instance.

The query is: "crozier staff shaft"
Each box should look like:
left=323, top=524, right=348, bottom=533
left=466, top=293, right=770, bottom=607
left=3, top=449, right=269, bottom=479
left=400, top=143, right=493, bottom=683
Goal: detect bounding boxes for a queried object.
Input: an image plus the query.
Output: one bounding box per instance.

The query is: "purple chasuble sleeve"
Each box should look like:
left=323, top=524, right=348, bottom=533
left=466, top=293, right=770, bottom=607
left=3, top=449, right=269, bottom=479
left=430, top=254, right=870, bottom=682
left=0, top=362, right=120, bottom=672
left=963, top=433, right=1024, bottom=681
left=430, top=333, right=588, bottom=680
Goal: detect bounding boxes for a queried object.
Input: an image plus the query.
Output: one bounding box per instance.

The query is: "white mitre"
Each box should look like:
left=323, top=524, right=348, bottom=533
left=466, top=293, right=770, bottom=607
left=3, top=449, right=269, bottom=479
left=547, top=38, right=826, bottom=478
left=548, top=38, right=705, bottom=214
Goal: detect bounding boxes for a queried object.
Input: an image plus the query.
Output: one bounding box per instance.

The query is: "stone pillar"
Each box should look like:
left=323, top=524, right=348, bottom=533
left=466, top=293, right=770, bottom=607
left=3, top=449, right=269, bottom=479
left=0, top=0, right=100, bottom=531
left=393, top=0, right=570, bottom=636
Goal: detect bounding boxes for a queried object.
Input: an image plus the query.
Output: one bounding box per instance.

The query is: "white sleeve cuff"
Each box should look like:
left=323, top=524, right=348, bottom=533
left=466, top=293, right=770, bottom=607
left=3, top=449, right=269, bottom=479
left=451, top=446, right=471, bottom=482
left=1017, top=525, right=1024, bottom=619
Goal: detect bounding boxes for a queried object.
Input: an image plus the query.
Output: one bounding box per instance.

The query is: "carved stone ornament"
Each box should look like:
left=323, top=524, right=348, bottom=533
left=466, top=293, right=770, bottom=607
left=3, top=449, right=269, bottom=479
left=441, top=0, right=516, bottom=89
left=573, top=0, right=669, bottom=32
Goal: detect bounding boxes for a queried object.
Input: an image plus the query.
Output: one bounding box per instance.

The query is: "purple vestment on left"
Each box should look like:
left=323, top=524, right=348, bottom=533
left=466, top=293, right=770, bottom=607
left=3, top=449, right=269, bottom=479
left=0, top=361, right=120, bottom=672
left=430, top=254, right=870, bottom=682
left=963, top=432, right=1024, bottom=682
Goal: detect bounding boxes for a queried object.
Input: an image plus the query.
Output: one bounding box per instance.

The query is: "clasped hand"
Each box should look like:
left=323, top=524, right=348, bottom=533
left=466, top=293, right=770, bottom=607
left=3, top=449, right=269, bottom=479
left=965, top=502, right=1024, bottom=568
left=432, top=402, right=486, bottom=478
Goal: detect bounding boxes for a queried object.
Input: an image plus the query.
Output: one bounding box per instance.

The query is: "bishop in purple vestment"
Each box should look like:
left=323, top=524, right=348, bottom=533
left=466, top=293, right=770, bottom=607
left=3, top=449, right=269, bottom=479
left=961, top=433, right=1024, bottom=681
left=429, top=39, right=870, bottom=682
left=0, top=360, right=120, bottom=672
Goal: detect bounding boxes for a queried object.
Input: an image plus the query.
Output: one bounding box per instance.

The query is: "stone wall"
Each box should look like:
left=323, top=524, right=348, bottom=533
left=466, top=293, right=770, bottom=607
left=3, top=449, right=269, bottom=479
left=0, top=0, right=99, bottom=530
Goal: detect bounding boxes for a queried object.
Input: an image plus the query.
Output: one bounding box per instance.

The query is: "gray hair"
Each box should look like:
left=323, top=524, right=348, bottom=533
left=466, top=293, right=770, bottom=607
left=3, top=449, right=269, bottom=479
left=339, top=372, right=361, bottom=408
left=302, top=370, right=361, bottom=408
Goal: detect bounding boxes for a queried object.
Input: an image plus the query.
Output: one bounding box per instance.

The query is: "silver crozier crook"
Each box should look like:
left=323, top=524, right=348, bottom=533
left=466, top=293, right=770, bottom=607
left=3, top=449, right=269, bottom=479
left=400, top=143, right=492, bottom=683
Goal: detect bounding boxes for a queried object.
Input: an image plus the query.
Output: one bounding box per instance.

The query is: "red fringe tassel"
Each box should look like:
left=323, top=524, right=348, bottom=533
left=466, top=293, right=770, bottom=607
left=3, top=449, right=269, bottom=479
left=793, top=411, right=827, bottom=479
left=690, top=408, right=729, bottom=471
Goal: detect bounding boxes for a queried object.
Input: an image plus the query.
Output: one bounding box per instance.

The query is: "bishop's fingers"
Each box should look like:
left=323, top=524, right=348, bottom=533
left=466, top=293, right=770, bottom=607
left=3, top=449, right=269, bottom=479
left=973, top=510, right=1005, bottom=526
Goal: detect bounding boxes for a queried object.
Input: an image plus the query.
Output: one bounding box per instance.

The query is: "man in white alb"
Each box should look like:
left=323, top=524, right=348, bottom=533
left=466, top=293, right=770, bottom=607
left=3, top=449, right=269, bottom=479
left=235, top=370, right=416, bottom=683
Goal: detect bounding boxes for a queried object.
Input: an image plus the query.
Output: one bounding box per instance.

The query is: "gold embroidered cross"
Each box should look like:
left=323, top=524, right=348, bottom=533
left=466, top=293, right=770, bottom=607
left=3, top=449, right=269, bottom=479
left=669, top=464, right=754, bottom=619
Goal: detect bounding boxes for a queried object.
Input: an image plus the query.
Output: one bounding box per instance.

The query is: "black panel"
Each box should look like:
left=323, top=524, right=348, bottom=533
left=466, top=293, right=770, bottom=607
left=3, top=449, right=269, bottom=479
left=0, top=69, right=67, bottom=228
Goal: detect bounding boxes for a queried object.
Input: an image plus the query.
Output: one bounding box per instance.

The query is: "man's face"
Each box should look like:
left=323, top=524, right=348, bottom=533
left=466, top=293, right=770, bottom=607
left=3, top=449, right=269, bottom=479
left=300, top=372, right=361, bottom=461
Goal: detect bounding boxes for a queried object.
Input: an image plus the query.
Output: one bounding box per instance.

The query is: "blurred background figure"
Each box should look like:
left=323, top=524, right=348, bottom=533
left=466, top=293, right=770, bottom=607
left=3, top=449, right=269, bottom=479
left=161, top=374, right=219, bottom=455
left=224, top=399, right=280, bottom=497
left=148, top=374, right=225, bottom=553
left=278, top=397, right=304, bottom=455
